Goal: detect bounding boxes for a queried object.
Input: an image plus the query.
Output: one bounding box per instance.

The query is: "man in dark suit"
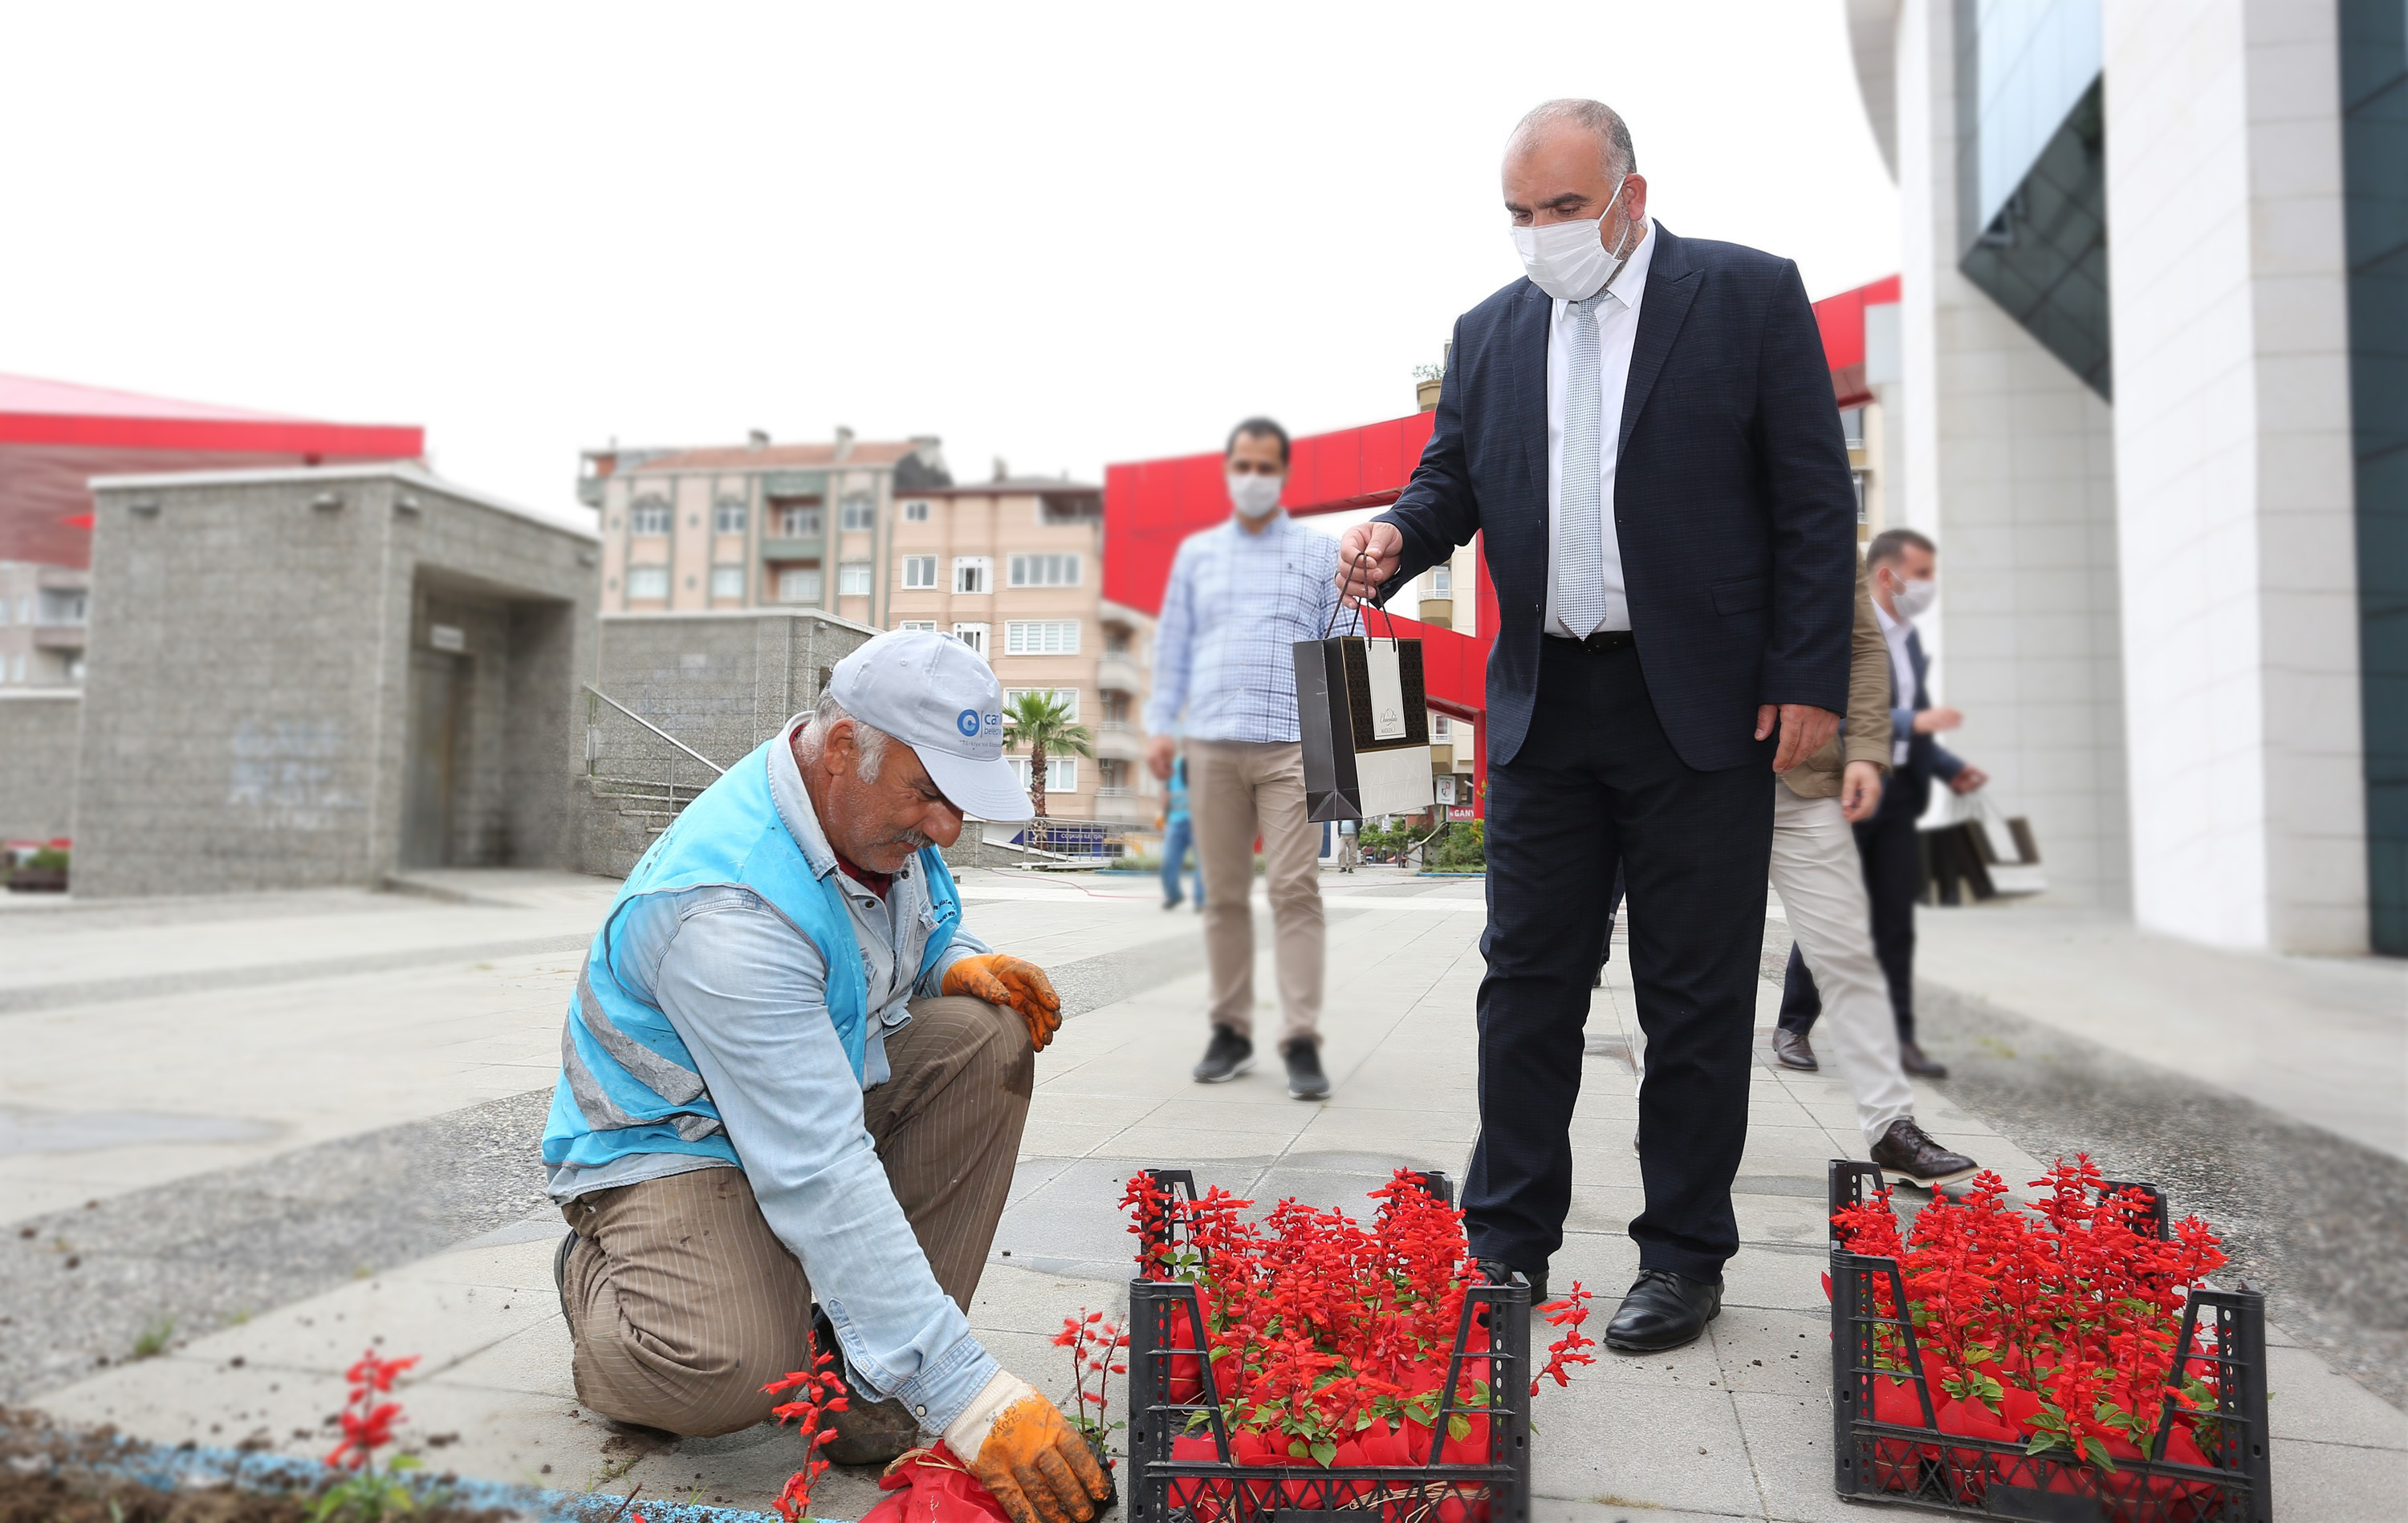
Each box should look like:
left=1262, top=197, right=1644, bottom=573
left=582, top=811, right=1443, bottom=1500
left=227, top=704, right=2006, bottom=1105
left=1774, top=528, right=1987, bottom=1080
left=1336, top=100, right=1857, bottom=1353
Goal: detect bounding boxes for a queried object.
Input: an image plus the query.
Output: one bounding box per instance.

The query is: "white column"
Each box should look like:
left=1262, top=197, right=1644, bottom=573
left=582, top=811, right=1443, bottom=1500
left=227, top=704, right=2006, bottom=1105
left=2101, top=0, right=2367, bottom=952
left=1896, top=0, right=2133, bottom=910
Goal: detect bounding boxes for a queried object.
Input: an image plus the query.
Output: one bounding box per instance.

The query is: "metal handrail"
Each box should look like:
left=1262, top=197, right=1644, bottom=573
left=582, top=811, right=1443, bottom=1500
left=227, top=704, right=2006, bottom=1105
left=584, top=684, right=726, bottom=777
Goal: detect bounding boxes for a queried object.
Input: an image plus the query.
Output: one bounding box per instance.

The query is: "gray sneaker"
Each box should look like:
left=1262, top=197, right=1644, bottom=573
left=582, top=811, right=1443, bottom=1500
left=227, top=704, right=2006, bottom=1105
left=1281, top=1039, right=1330, bottom=1100
left=1194, top=1026, right=1254, bottom=1082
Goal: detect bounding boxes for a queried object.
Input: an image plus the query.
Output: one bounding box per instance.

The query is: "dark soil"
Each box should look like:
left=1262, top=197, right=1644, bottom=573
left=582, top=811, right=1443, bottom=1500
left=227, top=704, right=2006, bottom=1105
left=0, top=1408, right=510, bottom=1523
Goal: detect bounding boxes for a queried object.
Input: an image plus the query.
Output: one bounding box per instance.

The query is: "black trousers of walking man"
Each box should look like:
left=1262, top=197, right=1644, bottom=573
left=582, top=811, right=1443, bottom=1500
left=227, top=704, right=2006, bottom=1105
left=1776, top=782, right=1919, bottom=1042
left=1465, top=639, right=1775, bottom=1286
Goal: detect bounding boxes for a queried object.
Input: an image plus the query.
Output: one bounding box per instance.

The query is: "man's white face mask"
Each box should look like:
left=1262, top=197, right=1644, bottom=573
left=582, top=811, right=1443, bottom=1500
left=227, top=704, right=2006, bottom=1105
left=1226, top=471, right=1283, bottom=519
left=1890, top=575, right=1938, bottom=620
left=1511, top=175, right=1637, bottom=302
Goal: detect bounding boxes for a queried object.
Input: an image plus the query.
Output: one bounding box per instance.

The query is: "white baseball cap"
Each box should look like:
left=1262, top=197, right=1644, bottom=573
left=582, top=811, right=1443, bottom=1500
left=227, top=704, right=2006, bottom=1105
left=828, top=629, right=1034, bottom=822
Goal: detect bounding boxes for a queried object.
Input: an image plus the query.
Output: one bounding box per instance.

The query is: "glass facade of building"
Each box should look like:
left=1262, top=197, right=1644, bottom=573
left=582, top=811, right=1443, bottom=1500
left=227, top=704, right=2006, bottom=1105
left=1954, top=0, right=2112, bottom=397
left=2341, top=0, right=2408, bottom=951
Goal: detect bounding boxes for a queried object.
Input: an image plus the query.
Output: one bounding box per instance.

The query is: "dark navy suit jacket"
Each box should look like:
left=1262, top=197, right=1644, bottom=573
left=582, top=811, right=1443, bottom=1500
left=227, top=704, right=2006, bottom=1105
left=1881, top=623, right=1965, bottom=824
left=1373, top=224, right=1858, bottom=771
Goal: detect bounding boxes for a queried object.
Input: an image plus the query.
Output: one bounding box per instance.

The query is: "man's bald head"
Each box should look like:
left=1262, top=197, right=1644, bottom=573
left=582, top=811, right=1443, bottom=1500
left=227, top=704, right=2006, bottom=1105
left=1506, top=98, right=1637, bottom=181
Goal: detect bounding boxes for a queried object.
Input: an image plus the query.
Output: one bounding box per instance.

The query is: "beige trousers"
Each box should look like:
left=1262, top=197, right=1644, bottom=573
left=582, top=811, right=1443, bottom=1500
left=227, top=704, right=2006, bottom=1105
left=1769, top=784, right=1915, bottom=1144
left=558, top=997, right=1033, bottom=1436
left=1187, top=739, right=1324, bottom=1047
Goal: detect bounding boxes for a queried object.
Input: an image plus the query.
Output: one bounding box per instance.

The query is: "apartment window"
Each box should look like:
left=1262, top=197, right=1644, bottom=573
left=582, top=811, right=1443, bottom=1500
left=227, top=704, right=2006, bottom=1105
left=898, top=620, right=938, bottom=633
left=778, top=504, right=823, bottom=538
left=951, top=622, right=990, bottom=657
left=710, top=566, right=746, bottom=600
left=901, top=555, right=938, bottom=590
left=37, top=589, right=87, bottom=625
left=778, top=567, right=824, bottom=603
left=1852, top=471, right=1869, bottom=525
left=1839, top=407, right=1865, bottom=449
left=954, top=557, right=991, bottom=594
left=839, top=562, right=873, bottom=597
left=625, top=567, right=669, bottom=601
left=841, top=495, right=877, bottom=530
left=629, top=498, right=672, bottom=537
left=1104, top=627, right=1132, bottom=656
left=1431, top=713, right=1452, bottom=741
left=714, top=497, right=748, bottom=534
left=1003, top=687, right=1079, bottom=721
left=1427, top=565, right=1452, bottom=597
left=1097, top=758, right=1130, bottom=795
left=1009, top=756, right=1079, bottom=793
left=1005, top=619, right=1080, bottom=656
left=1008, top=553, right=1080, bottom=587
left=903, top=500, right=931, bottom=522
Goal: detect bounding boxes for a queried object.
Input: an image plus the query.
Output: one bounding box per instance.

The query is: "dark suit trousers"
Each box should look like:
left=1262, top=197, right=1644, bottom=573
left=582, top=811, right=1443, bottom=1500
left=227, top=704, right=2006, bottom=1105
left=1777, top=804, right=1920, bottom=1042
left=1465, top=640, right=1774, bottom=1285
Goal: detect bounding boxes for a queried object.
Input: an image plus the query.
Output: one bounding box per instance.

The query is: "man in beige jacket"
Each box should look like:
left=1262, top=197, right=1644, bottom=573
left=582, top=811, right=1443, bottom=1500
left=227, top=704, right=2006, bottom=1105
left=1765, top=561, right=1978, bottom=1187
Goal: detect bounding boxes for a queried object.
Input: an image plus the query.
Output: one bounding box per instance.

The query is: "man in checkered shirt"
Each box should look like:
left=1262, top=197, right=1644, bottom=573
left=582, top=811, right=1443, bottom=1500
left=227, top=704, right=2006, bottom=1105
left=1145, top=417, right=1361, bottom=1100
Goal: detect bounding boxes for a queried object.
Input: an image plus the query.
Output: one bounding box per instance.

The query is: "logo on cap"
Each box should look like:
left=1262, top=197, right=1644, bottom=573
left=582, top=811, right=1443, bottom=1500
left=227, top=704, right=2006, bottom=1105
left=955, top=709, right=982, bottom=738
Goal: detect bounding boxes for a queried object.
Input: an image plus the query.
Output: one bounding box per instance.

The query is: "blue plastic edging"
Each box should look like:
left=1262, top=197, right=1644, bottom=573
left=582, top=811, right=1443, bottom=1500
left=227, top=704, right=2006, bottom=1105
left=0, top=1425, right=816, bottom=1523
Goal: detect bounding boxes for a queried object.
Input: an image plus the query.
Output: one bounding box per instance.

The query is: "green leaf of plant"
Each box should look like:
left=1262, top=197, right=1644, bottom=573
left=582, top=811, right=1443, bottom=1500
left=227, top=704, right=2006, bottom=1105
left=1447, top=1415, right=1470, bottom=1443
left=1309, top=1441, right=1336, bottom=1467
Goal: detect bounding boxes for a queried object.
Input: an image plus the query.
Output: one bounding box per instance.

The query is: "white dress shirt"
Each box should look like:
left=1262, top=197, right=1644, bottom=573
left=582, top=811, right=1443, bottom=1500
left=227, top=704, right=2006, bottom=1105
left=1874, top=599, right=1918, bottom=766
left=1544, top=221, right=1658, bottom=638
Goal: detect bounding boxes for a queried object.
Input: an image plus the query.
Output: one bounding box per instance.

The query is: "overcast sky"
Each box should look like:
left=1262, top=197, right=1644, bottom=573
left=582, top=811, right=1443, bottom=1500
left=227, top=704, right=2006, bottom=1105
left=1, top=2, right=1897, bottom=528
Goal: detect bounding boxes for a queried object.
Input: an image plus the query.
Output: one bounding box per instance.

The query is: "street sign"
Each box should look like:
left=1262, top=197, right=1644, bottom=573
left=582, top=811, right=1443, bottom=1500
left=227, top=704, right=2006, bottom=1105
left=1447, top=805, right=1474, bottom=821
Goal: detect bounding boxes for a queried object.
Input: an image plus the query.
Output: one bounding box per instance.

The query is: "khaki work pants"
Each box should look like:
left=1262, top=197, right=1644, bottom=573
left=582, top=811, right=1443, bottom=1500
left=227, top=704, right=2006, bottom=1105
left=1187, top=739, right=1324, bottom=1048
left=557, top=997, right=1033, bottom=1437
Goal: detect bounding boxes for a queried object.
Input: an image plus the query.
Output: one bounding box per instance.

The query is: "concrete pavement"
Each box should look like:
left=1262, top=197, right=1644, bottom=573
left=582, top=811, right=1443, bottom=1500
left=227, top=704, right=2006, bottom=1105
left=5, top=866, right=2403, bottom=1519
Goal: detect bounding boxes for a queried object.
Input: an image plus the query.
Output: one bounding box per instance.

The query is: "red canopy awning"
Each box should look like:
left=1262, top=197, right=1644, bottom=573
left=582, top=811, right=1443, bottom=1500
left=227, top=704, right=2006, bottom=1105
left=0, top=373, right=423, bottom=567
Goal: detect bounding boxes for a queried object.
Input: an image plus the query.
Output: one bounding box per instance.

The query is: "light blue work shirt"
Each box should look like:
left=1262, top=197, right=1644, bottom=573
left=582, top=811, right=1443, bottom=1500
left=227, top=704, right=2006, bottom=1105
left=546, top=720, right=995, bottom=1431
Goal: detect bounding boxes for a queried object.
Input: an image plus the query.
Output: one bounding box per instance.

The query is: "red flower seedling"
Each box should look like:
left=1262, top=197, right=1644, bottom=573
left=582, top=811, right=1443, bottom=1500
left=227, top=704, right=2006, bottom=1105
left=763, top=1340, right=850, bottom=1521
left=311, top=1350, right=425, bottom=1521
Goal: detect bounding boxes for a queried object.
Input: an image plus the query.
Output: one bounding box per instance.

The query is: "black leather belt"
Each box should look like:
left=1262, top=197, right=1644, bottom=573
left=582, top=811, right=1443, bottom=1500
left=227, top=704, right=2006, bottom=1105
left=1548, top=629, right=1636, bottom=653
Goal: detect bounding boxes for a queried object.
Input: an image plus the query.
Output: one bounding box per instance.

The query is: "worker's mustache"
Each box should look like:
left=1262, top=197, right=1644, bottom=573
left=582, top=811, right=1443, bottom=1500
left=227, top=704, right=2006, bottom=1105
left=882, top=827, right=936, bottom=853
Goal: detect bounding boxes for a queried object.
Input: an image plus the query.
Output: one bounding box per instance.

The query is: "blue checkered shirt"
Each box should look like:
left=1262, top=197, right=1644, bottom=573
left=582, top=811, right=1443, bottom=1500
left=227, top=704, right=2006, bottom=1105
left=1145, top=515, right=1364, bottom=743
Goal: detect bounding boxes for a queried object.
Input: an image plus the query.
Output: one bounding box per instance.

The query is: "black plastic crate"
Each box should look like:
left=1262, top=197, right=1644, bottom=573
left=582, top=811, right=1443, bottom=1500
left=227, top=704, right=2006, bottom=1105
left=1826, top=1160, right=2272, bottom=1522
left=1126, top=1168, right=1531, bottom=1523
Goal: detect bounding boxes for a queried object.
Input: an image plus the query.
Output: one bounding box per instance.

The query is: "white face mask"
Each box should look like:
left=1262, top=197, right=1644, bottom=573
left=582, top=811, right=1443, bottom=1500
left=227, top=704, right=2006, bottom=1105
left=1889, top=575, right=1937, bottom=620
left=1510, top=176, right=1637, bottom=302
left=1226, top=470, right=1283, bottom=519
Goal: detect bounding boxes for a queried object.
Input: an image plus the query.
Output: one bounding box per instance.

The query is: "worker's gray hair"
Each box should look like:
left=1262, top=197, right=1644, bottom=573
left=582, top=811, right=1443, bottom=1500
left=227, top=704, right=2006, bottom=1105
left=800, top=692, right=890, bottom=782
left=1507, top=98, right=1637, bottom=180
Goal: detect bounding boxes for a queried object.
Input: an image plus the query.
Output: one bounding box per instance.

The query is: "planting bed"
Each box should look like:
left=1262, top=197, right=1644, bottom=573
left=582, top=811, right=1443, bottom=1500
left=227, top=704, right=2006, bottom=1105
left=1826, top=1160, right=2272, bottom=1522
left=1123, top=1168, right=1538, bottom=1523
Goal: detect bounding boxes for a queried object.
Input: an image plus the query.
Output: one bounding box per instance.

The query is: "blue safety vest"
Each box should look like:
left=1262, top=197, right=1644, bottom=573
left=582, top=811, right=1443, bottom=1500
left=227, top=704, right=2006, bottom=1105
left=541, top=736, right=962, bottom=1172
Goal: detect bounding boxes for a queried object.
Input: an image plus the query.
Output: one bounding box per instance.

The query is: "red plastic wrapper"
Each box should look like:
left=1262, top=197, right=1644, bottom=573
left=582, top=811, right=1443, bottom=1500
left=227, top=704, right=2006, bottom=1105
left=860, top=1444, right=1013, bottom=1523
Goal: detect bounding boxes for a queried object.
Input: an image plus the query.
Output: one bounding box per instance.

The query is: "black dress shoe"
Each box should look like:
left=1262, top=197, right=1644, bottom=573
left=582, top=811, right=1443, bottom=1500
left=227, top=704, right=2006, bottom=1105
left=1605, top=1269, right=1722, bottom=1353
left=1771, top=1029, right=1819, bottom=1070
left=1475, top=1258, right=1547, bottom=1307
left=1898, top=1038, right=1949, bottom=1078
left=1193, top=1025, right=1254, bottom=1082
left=1869, top=1118, right=1979, bottom=1188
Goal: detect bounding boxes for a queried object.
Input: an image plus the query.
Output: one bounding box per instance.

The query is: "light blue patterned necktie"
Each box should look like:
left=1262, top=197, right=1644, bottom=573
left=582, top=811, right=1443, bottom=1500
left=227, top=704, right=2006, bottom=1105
left=1557, top=291, right=1614, bottom=638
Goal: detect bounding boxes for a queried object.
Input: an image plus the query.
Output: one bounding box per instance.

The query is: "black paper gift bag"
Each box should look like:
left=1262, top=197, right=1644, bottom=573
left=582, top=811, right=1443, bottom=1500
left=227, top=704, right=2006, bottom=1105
left=1293, top=630, right=1435, bottom=822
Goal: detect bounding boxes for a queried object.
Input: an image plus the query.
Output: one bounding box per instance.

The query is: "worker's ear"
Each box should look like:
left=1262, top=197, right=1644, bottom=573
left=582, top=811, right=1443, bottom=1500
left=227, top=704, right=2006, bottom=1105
left=820, top=717, right=859, bottom=777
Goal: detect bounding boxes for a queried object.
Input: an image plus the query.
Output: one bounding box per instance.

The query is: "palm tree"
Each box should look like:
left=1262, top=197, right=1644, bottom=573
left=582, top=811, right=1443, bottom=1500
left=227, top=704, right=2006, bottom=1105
left=1002, top=690, right=1095, bottom=846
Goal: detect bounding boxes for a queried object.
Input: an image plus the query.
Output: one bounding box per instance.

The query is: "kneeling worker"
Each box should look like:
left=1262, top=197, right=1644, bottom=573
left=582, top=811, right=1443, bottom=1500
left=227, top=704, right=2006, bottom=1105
left=543, top=629, right=1108, bottom=1523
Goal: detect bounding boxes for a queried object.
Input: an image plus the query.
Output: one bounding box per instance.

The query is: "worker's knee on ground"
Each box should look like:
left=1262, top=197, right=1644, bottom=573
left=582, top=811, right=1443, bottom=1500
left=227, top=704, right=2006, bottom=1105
left=593, top=1335, right=803, bottom=1439
left=909, top=994, right=1035, bottom=1099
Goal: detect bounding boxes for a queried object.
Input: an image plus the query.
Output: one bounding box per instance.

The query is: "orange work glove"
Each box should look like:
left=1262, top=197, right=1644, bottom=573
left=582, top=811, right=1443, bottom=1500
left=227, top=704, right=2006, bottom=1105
left=942, top=953, right=1063, bottom=1051
left=940, top=1372, right=1110, bottom=1523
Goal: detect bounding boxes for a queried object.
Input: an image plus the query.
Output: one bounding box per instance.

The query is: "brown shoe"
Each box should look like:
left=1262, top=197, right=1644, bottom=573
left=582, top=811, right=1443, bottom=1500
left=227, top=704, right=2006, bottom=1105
left=1869, top=1118, right=1979, bottom=1189
left=1898, top=1038, right=1949, bottom=1079
left=815, top=1312, right=921, bottom=1465
left=1771, top=1029, right=1818, bottom=1071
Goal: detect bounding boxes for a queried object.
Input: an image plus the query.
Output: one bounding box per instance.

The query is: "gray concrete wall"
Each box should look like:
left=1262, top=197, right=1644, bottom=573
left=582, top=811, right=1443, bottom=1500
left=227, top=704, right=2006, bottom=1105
left=574, top=610, right=875, bottom=876
left=0, top=691, right=79, bottom=843
left=77, top=469, right=597, bottom=897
